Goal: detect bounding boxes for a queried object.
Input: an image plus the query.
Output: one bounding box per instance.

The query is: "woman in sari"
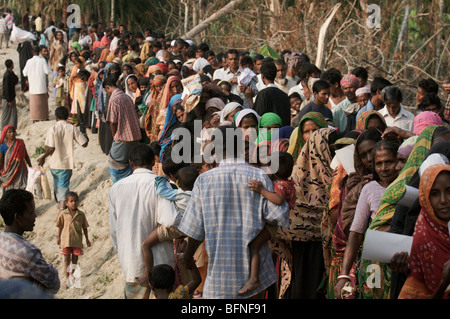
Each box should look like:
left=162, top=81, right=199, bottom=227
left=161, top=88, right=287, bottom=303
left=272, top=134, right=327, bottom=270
left=359, top=125, right=445, bottom=299
left=0, top=125, right=31, bottom=191
left=125, top=74, right=139, bottom=103
left=288, top=112, right=328, bottom=162
left=398, top=164, right=450, bottom=299
left=276, top=128, right=336, bottom=298
left=158, top=94, right=183, bottom=158
left=145, top=76, right=182, bottom=142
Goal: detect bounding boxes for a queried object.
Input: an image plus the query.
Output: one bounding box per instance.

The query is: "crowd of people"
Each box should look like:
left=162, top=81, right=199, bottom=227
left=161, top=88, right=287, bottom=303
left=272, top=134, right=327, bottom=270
left=0, top=8, right=449, bottom=300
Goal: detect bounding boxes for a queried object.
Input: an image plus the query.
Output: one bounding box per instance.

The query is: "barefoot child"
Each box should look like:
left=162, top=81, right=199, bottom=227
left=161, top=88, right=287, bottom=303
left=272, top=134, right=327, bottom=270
left=239, top=151, right=295, bottom=295
left=56, top=191, right=91, bottom=288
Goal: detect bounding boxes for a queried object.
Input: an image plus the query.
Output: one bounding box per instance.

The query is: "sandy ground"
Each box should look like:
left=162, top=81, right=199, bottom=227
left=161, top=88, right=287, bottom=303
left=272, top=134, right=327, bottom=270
left=0, top=41, right=125, bottom=299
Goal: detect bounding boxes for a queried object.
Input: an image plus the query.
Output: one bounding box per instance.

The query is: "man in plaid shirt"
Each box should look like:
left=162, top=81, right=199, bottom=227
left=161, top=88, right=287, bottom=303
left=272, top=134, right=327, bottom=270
left=179, top=125, right=289, bottom=299
left=103, top=76, right=142, bottom=183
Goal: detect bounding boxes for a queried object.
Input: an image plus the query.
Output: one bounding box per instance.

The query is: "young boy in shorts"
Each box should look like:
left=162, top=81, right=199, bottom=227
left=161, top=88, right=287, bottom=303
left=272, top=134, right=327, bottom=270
left=56, top=191, right=91, bottom=288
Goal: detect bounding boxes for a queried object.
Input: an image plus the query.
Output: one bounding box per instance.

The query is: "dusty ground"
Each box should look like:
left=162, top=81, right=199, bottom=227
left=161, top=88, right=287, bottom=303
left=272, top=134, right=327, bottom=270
left=0, top=41, right=125, bottom=299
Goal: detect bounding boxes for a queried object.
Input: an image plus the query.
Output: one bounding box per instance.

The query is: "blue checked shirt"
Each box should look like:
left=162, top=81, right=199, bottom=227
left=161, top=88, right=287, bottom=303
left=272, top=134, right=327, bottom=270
left=178, top=158, right=289, bottom=299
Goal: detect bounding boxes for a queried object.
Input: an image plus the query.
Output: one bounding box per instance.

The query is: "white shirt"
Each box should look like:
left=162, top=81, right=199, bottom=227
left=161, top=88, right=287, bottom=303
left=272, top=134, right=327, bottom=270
left=213, top=67, right=258, bottom=108
left=109, top=36, right=119, bottom=53
left=379, top=104, right=415, bottom=132
left=44, top=120, right=88, bottom=170
left=274, top=77, right=297, bottom=94
left=22, top=55, right=51, bottom=94
left=109, top=168, right=179, bottom=283
left=43, top=26, right=58, bottom=41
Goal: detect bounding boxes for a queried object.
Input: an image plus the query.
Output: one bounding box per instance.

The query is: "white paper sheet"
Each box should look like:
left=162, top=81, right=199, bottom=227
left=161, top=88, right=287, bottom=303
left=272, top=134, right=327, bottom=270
left=361, top=229, right=413, bottom=263
left=335, top=144, right=355, bottom=174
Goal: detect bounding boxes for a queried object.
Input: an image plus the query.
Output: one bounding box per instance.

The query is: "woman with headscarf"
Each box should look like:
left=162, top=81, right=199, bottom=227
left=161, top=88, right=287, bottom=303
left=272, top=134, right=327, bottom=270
left=17, top=41, right=33, bottom=92
left=398, top=164, right=450, bottom=299
left=145, top=76, right=182, bottom=142
left=277, top=128, right=337, bottom=298
left=355, top=110, right=387, bottom=132
left=359, top=125, right=446, bottom=299
left=326, top=130, right=382, bottom=299
left=69, top=57, right=87, bottom=126
left=125, top=74, right=139, bottom=103
left=288, top=112, right=328, bottom=162
left=158, top=94, right=183, bottom=159
left=255, top=112, right=282, bottom=145
left=218, top=102, right=243, bottom=126
left=0, top=125, right=31, bottom=191
left=389, top=140, right=450, bottom=299
left=134, top=63, right=148, bottom=79
left=62, top=50, right=80, bottom=111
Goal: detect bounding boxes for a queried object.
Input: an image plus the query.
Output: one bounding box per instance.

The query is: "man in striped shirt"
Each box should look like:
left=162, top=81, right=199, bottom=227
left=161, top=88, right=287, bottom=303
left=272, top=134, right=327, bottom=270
left=179, top=125, right=289, bottom=299
left=104, top=76, right=142, bottom=183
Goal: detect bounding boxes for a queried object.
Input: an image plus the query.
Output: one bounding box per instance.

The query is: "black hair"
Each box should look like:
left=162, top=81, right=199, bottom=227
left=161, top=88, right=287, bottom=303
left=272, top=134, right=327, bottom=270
left=65, top=191, right=79, bottom=201
left=149, top=141, right=161, bottom=159
left=197, top=42, right=209, bottom=52
left=55, top=106, right=69, bottom=120
left=162, top=150, right=188, bottom=178
left=129, top=144, right=155, bottom=167
left=260, top=61, right=277, bottom=82
left=103, top=76, right=118, bottom=88
left=418, top=93, right=442, bottom=112
left=356, top=129, right=382, bottom=150
left=312, top=80, right=331, bottom=94
left=351, top=66, right=369, bottom=81
left=432, top=126, right=450, bottom=143
left=5, top=59, right=13, bottom=68
left=273, top=151, right=294, bottom=180
left=149, top=264, right=175, bottom=290
left=0, top=189, right=34, bottom=226
left=239, top=112, right=259, bottom=127
left=320, top=68, right=342, bottom=85
left=274, top=58, right=285, bottom=67
left=240, top=55, right=254, bottom=68
left=383, top=86, right=403, bottom=103
left=176, top=166, right=199, bottom=191
left=299, top=62, right=321, bottom=81
left=289, top=92, right=302, bottom=100
left=252, top=54, right=264, bottom=62
left=226, top=49, right=239, bottom=58
left=370, top=77, right=392, bottom=96
left=372, top=139, right=400, bottom=182
left=418, top=78, right=439, bottom=95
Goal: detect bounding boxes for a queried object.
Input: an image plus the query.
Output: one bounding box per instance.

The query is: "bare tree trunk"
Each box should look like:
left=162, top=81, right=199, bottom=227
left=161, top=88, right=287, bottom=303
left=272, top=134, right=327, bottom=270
left=304, top=2, right=314, bottom=58
left=435, top=0, right=444, bottom=77
left=181, top=0, right=245, bottom=40
left=315, top=3, right=341, bottom=70
left=111, top=0, right=115, bottom=23
left=390, top=2, right=410, bottom=71
left=269, top=0, right=280, bottom=36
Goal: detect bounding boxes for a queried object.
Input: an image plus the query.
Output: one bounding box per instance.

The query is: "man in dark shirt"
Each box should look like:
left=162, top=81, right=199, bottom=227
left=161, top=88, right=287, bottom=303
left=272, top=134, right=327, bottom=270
left=294, top=80, right=333, bottom=126
left=2, top=59, right=19, bottom=130
left=253, top=60, right=291, bottom=127
left=22, top=8, right=30, bottom=31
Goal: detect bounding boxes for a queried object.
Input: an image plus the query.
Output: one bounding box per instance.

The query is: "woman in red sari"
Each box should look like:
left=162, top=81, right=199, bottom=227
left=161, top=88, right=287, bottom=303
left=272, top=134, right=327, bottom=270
left=399, top=164, right=450, bottom=299
left=0, top=125, right=32, bottom=190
